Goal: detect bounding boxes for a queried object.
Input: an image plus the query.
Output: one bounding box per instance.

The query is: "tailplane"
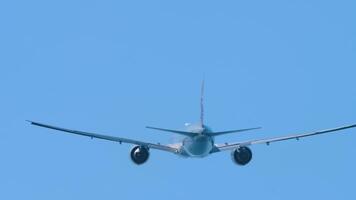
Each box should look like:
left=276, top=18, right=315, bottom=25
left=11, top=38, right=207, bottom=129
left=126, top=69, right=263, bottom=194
left=146, top=126, right=196, bottom=137
left=208, top=127, right=262, bottom=137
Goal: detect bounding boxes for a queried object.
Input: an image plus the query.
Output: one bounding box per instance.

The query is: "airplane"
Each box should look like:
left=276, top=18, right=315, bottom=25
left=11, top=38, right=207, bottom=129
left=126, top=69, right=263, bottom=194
left=28, top=81, right=356, bottom=166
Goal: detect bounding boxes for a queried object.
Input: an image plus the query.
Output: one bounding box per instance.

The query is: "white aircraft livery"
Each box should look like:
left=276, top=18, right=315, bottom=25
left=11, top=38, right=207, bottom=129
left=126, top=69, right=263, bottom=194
left=28, top=82, right=356, bottom=165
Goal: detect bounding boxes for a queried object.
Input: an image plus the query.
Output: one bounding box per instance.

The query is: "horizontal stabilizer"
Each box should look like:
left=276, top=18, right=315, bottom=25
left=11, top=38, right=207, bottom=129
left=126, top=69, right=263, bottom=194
left=146, top=126, right=197, bottom=137
left=208, top=127, right=261, bottom=137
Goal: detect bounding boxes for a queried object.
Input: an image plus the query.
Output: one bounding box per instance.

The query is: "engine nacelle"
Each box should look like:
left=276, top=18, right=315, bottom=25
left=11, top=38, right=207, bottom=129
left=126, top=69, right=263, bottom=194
left=231, top=146, right=252, bottom=166
left=130, top=146, right=149, bottom=165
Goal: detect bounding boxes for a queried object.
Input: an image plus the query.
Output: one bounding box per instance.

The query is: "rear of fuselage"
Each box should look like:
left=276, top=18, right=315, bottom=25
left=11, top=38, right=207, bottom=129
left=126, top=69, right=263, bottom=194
left=179, top=124, right=214, bottom=157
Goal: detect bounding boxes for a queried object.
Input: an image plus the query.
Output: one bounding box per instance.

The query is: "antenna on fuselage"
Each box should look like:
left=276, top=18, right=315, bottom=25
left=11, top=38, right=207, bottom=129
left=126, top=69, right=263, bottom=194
left=200, top=80, right=205, bottom=128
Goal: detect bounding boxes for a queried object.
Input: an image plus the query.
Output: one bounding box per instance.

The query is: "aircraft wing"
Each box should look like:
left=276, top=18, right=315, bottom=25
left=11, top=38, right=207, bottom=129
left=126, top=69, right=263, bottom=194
left=213, top=123, right=356, bottom=152
left=28, top=121, right=179, bottom=153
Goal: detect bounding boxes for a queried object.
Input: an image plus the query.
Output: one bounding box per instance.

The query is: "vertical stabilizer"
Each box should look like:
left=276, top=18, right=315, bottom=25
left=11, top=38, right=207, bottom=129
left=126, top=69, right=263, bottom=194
left=200, top=80, right=205, bottom=127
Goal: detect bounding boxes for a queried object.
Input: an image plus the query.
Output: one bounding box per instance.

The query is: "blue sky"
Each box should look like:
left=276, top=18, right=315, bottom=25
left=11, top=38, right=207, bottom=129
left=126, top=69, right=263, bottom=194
left=1, top=0, right=356, bottom=199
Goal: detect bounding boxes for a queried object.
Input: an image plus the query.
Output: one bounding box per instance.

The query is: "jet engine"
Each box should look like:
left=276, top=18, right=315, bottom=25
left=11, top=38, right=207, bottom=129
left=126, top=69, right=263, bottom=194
left=231, top=146, right=252, bottom=166
left=130, top=146, right=149, bottom=165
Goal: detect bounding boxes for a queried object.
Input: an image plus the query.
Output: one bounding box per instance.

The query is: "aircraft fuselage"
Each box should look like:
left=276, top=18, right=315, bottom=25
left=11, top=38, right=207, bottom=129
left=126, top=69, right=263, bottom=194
left=178, top=125, right=215, bottom=157
left=181, top=134, right=214, bottom=157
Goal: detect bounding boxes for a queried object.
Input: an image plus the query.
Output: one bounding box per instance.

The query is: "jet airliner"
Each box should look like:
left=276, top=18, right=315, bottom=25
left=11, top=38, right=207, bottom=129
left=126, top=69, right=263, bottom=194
left=28, top=82, right=356, bottom=165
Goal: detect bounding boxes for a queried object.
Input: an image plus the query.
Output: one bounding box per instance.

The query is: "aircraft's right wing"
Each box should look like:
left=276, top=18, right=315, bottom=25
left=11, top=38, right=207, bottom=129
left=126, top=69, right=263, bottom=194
left=214, top=123, right=356, bottom=152
left=28, top=121, right=179, bottom=153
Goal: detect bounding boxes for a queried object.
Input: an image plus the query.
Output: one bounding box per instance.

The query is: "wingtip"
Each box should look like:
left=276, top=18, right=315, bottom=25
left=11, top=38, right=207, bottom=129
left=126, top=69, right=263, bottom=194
left=26, top=120, right=35, bottom=124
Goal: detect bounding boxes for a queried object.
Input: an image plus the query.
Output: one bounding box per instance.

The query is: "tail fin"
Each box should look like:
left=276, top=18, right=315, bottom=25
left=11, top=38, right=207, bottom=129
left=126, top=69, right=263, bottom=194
left=200, top=80, right=205, bottom=127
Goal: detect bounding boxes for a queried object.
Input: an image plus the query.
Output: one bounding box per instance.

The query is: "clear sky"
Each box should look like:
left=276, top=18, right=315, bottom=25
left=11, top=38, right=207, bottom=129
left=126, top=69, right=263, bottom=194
left=1, top=0, right=356, bottom=199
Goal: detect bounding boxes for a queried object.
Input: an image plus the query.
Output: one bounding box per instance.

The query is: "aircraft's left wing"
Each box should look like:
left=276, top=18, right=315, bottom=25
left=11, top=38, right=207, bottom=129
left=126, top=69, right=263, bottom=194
left=28, top=121, right=179, bottom=153
left=213, top=123, right=356, bottom=152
